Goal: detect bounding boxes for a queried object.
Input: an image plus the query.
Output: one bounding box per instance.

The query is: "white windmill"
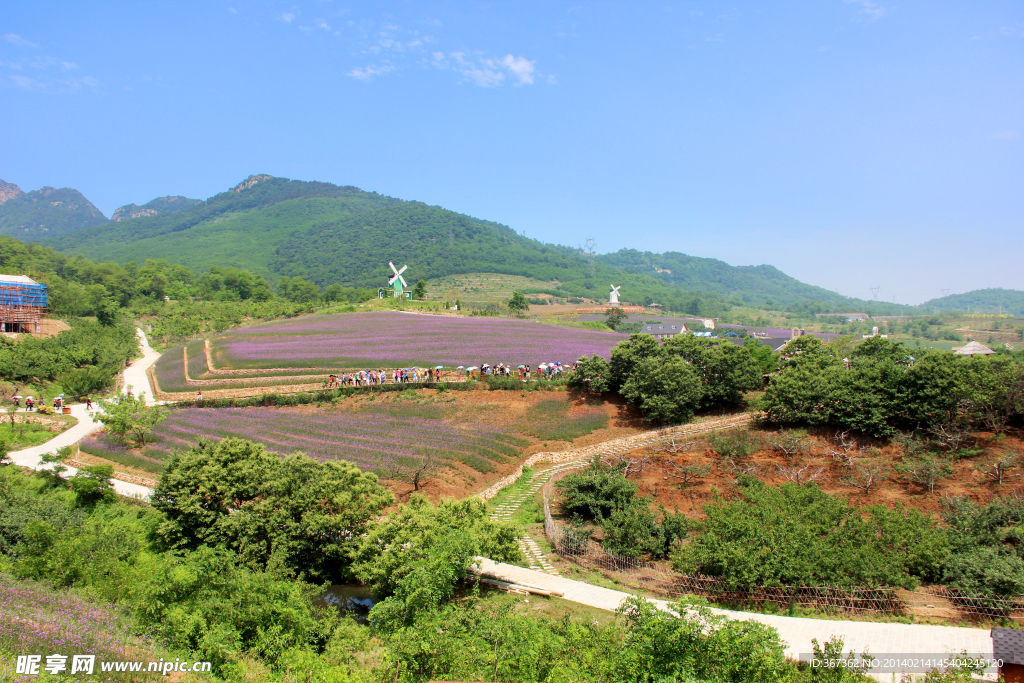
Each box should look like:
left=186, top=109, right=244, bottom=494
left=388, top=261, right=409, bottom=298
left=609, top=285, right=621, bottom=305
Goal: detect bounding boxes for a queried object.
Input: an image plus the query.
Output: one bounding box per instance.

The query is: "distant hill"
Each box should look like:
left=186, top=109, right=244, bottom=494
left=597, top=249, right=855, bottom=308
left=111, top=195, right=202, bottom=221
left=44, top=173, right=912, bottom=314
left=919, top=288, right=1024, bottom=317
left=0, top=182, right=108, bottom=239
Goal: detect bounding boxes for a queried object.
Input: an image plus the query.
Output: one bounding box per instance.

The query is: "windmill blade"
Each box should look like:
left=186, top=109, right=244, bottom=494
left=389, top=261, right=399, bottom=275
left=397, top=264, right=408, bottom=276
left=399, top=274, right=408, bottom=288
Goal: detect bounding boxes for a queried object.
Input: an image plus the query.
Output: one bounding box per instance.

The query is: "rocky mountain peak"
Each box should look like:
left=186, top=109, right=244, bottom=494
left=231, top=174, right=273, bottom=193
left=0, top=179, right=24, bottom=205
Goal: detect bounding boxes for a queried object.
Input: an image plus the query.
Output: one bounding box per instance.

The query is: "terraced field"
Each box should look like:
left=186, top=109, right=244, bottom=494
left=80, top=403, right=530, bottom=476
left=151, top=311, right=627, bottom=396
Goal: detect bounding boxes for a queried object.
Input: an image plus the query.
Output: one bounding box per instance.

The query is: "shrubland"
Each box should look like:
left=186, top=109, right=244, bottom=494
left=0, top=442, right=892, bottom=683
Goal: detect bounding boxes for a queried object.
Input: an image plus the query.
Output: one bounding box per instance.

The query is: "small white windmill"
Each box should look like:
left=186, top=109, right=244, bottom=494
left=609, top=285, right=621, bottom=305
left=388, top=261, right=409, bottom=298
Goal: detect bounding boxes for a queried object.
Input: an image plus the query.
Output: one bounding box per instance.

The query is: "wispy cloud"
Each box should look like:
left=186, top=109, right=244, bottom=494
left=284, top=14, right=549, bottom=88
left=348, top=64, right=395, bottom=81
left=993, top=130, right=1020, bottom=140
left=845, top=0, right=886, bottom=21
left=1001, top=23, right=1024, bottom=36
left=4, top=33, right=39, bottom=48
left=431, top=51, right=538, bottom=87
left=1, top=48, right=97, bottom=92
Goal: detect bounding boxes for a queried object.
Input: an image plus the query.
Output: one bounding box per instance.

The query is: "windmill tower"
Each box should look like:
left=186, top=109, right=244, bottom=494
left=388, top=262, right=409, bottom=299
left=609, top=285, right=621, bottom=305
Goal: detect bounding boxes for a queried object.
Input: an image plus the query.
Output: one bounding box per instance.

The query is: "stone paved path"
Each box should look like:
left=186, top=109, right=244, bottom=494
left=474, top=558, right=996, bottom=681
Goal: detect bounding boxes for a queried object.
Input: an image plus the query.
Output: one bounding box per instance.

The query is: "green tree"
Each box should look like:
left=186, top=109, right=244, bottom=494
left=412, top=279, right=427, bottom=299
left=92, top=389, right=167, bottom=446
left=152, top=437, right=393, bottom=581
left=69, top=464, right=116, bottom=507
left=352, top=496, right=520, bottom=630
left=620, top=356, right=704, bottom=424
left=507, top=290, right=530, bottom=316
left=568, top=354, right=611, bottom=393
left=605, top=307, right=627, bottom=330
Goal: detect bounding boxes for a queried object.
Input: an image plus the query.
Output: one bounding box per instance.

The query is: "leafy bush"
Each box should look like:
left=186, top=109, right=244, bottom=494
left=708, top=429, right=761, bottom=459
left=672, top=481, right=949, bottom=589
left=556, top=460, right=638, bottom=521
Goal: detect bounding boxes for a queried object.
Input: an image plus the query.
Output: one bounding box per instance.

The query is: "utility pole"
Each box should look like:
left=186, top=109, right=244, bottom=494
left=870, top=287, right=880, bottom=301
left=941, top=288, right=950, bottom=298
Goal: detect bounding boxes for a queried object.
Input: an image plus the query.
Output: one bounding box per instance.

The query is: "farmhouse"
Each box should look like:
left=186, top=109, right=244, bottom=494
left=0, top=274, right=47, bottom=334
left=992, top=628, right=1024, bottom=682
left=642, top=322, right=687, bottom=340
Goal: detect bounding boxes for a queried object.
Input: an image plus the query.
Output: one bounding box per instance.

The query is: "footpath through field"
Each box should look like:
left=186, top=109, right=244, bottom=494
left=8, top=328, right=160, bottom=499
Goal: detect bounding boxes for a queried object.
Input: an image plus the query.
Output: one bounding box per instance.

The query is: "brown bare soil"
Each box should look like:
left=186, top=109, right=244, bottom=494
left=615, top=427, right=1024, bottom=518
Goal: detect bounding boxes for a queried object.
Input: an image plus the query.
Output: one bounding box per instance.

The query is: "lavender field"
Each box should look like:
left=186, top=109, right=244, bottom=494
left=81, top=405, right=529, bottom=475
left=0, top=575, right=162, bottom=682
left=210, top=312, right=628, bottom=370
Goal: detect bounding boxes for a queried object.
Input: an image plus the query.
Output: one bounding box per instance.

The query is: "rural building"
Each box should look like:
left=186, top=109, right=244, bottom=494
left=642, top=322, right=687, bottom=340
left=954, top=341, right=996, bottom=357
left=815, top=312, right=870, bottom=322
left=992, top=628, right=1024, bottom=682
left=0, top=274, right=47, bottom=333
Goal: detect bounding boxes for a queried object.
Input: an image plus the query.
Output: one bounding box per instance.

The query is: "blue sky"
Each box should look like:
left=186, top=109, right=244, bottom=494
left=1, top=1, right=1021, bottom=304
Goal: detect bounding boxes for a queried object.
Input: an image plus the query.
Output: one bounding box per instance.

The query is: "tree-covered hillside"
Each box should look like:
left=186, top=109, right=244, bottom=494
left=919, top=288, right=1024, bottom=316
left=598, top=249, right=857, bottom=309
left=0, top=183, right=108, bottom=239
left=50, top=174, right=912, bottom=314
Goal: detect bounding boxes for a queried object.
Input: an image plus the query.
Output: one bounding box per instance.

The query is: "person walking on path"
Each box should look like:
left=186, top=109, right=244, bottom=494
left=85, top=397, right=93, bottom=410
left=196, top=390, right=203, bottom=402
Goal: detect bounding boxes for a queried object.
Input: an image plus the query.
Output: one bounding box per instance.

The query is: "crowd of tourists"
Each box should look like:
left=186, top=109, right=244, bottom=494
left=10, top=393, right=66, bottom=412
left=321, top=361, right=578, bottom=388
left=326, top=367, right=443, bottom=388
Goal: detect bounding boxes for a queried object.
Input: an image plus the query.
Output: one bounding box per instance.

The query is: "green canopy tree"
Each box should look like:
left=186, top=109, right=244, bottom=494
left=153, top=437, right=393, bottom=581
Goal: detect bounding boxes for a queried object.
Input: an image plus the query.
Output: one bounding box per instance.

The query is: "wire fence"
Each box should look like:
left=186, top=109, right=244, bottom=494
left=542, top=468, right=1024, bottom=621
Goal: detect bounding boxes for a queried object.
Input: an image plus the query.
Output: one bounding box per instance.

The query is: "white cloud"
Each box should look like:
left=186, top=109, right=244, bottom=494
left=347, top=64, right=395, bottom=81
left=432, top=51, right=542, bottom=87
left=501, top=55, right=535, bottom=85
left=281, top=12, right=295, bottom=23
left=993, top=130, right=1020, bottom=140
left=316, top=18, right=331, bottom=31
left=845, top=0, right=886, bottom=21
left=4, top=33, right=39, bottom=48
left=1001, top=23, right=1024, bottom=36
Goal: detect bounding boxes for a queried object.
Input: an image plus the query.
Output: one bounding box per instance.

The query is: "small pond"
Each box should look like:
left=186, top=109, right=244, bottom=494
left=317, top=585, right=376, bottom=623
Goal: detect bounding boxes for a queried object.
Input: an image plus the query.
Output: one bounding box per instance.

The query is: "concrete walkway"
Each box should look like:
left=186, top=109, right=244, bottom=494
left=125, top=328, right=162, bottom=406
left=475, top=558, right=996, bottom=679
left=7, top=327, right=162, bottom=500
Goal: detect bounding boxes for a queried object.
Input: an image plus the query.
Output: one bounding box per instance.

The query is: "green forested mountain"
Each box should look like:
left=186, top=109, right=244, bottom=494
left=597, top=249, right=856, bottom=308
left=0, top=182, right=108, bottom=239
left=920, top=288, right=1024, bottom=316
left=111, top=195, right=202, bottom=221
left=35, top=173, right=916, bottom=314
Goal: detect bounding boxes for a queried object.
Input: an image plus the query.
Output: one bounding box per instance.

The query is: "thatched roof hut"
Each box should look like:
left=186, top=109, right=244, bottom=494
left=954, top=341, right=996, bottom=356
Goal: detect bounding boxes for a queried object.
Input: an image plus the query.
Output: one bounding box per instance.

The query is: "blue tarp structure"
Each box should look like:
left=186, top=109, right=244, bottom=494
left=0, top=275, right=47, bottom=309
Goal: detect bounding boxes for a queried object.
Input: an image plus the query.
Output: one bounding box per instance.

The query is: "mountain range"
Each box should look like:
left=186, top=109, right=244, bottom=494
left=1, top=174, right=1018, bottom=314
